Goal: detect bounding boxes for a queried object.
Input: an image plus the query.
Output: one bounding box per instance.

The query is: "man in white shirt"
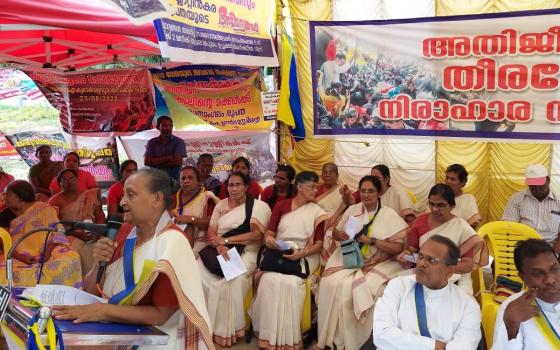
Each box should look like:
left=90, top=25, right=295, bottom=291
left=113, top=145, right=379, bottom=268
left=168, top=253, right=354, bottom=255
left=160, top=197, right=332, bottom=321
left=502, top=164, right=560, bottom=253
left=373, top=235, right=481, bottom=350
left=492, top=239, right=560, bottom=349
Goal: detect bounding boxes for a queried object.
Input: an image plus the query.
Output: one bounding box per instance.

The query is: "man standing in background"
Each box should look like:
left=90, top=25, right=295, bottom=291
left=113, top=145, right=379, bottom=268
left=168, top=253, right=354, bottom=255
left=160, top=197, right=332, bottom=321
left=144, top=116, right=186, bottom=182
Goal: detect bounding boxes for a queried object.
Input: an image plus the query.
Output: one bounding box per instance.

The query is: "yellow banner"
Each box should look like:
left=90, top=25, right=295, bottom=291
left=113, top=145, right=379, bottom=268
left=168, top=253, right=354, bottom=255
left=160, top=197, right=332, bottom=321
left=153, top=72, right=272, bottom=130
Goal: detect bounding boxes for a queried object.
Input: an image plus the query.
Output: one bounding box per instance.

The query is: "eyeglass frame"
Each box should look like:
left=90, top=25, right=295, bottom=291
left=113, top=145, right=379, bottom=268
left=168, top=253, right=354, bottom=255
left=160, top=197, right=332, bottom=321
left=415, top=252, right=459, bottom=266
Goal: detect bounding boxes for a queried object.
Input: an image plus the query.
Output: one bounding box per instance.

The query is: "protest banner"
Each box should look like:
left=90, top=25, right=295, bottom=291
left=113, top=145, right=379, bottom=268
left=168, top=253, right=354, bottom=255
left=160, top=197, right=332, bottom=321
left=0, top=135, right=18, bottom=158
left=5, top=131, right=70, bottom=166
left=152, top=65, right=271, bottom=130
left=311, top=9, right=560, bottom=140
left=24, top=67, right=155, bottom=134
left=72, top=135, right=119, bottom=183
left=154, top=0, right=277, bottom=66
left=121, top=130, right=276, bottom=184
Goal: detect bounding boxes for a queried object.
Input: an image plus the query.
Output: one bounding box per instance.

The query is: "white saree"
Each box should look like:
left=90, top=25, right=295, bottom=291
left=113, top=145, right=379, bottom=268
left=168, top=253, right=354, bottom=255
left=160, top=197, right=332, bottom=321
left=250, top=202, right=328, bottom=350
left=170, top=189, right=219, bottom=257
left=197, top=198, right=271, bottom=347
left=316, top=203, right=408, bottom=350
left=103, top=212, right=214, bottom=350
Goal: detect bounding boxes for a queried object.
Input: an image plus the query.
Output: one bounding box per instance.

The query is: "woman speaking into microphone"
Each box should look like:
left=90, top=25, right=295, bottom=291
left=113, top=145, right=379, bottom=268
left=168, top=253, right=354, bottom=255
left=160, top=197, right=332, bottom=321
left=53, top=168, right=214, bottom=350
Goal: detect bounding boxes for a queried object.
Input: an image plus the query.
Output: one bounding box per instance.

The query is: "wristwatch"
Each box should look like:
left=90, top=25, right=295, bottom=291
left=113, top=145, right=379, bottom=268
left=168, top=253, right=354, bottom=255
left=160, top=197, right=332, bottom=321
left=370, top=237, right=377, bottom=246
left=224, top=238, right=229, bottom=245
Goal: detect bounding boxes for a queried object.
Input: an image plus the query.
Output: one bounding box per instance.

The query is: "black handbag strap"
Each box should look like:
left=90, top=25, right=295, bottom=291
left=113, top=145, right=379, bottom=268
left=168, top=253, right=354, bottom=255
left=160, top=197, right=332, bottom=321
left=354, top=200, right=382, bottom=240
left=223, top=197, right=254, bottom=238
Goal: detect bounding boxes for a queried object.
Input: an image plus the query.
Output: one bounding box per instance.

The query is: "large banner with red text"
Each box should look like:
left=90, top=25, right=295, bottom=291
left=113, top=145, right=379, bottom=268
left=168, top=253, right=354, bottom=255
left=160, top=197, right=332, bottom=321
left=24, top=67, right=155, bottom=134
left=311, top=9, right=560, bottom=140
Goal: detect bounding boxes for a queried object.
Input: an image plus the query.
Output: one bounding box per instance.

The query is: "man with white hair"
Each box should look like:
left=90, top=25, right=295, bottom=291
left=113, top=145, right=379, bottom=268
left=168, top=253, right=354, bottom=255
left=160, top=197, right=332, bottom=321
left=502, top=164, right=560, bottom=253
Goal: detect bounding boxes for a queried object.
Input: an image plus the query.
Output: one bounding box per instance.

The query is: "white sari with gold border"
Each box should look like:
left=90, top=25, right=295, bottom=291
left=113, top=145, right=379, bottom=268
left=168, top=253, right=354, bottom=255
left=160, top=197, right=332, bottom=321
left=250, top=202, right=328, bottom=350
left=103, top=212, right=213, bottom=350
left=197, top=198, right=271, bottom=347
left=170, top=189, right=219, bottom=257
left=316, top=203, right=408, bottom=350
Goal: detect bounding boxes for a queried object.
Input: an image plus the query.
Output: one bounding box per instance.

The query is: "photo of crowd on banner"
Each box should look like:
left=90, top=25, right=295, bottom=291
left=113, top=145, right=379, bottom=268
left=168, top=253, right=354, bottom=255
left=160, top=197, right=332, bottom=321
left=314, top=35, right=516, bottom=133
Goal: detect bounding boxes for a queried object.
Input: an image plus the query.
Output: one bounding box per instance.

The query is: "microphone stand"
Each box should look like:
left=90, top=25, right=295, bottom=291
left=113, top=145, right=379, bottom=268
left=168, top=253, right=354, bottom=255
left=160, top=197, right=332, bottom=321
left=5, top=227, right=59, bottom=293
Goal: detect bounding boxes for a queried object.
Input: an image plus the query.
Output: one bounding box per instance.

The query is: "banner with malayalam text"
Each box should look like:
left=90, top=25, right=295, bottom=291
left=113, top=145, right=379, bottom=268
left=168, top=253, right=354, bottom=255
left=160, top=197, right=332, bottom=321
left=154, top=0, right=277, bottom=66
left=311, top=9, right=560, bottom=140
left=152, top=65, right=272, bottom=130
left=24, top=68, right=155, bottom=134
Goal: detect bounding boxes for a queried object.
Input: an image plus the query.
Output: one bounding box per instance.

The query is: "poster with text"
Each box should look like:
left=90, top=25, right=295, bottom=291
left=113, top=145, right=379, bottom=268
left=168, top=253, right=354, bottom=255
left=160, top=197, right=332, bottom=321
left=152, top=65, right=272, bottom=130
left=24, top=68, right=155, bottom=134
left=311, top=9, right=560, bottom=140
left=6, top=131, right=70, bottom=166
left=72, top=135, right=119, bottom=183
left=154, top=0, right=277, bottom=66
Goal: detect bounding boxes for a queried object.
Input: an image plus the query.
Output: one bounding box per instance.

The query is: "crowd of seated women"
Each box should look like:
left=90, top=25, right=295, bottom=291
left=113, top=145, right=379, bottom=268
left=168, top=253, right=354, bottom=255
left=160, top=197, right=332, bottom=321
left=1, top=149, right=495, bottom=350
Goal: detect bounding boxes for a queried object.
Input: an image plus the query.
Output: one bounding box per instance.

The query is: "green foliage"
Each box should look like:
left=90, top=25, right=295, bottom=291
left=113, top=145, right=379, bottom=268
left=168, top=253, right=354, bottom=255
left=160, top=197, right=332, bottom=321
left=0, top=103, right=60, bottom=131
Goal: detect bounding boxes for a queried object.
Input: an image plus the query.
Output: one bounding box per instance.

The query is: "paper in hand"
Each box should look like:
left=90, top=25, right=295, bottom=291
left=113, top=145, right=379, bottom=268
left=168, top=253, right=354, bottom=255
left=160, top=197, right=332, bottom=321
left=276, top=240, right=292, bottom=251
left=217, top=248, right=248, bottom=281
left=344, top=216, right=361, bottom=236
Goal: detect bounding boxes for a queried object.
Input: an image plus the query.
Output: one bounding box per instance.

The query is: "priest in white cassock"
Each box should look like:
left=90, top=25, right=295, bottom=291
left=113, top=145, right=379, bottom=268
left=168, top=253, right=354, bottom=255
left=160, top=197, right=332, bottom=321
left=493, top=239, right=560, bottom=350
left=373, top=235, right=481, bottom=350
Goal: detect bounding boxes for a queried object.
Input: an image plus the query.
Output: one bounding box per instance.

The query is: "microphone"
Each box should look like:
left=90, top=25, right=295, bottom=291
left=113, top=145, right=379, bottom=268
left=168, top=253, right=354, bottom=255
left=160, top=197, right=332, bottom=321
left=59, top=220, right=108, bottom=234
left=96, top=214, right=123, bottom=284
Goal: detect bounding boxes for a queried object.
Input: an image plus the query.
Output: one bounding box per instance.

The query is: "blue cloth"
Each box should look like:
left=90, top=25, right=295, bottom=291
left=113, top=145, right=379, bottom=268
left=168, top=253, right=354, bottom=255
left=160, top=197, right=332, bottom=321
left=144, top=135, right=186, bottom=181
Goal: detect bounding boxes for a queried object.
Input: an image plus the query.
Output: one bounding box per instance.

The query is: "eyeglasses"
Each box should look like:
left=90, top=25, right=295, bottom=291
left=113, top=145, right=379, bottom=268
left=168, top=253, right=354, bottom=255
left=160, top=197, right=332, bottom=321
left=299, top=183, right=317, bottom=190
left=416, top=252, right=457, bottom=266
left=360, top=189, right=377, bottom=194
left=427, top=201, right=449, bottom=209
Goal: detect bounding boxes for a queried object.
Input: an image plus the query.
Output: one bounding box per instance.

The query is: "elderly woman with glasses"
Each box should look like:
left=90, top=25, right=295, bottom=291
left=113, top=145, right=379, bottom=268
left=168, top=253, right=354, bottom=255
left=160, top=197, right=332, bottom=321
left=398, top=184, right=487, bottom=295
left=315, top=175, right=409, bottom=350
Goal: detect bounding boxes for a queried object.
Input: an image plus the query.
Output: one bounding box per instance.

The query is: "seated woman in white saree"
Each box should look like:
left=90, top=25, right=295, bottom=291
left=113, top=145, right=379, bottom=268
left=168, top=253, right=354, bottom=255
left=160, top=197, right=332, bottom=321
left=398, top=184, right=488, bottom=295
left=315, top=162, right=343, bottom=222
left=250, top=171, right=329, bottom=350
left=316, top=175, right=409, bottom=350
left=197, top=172, right=271, bottom=347
left=445, top=164, right=481, bottom=229
left=170, top=166, right=219, bottom=257
left=53, top=168, right=214, bottom=350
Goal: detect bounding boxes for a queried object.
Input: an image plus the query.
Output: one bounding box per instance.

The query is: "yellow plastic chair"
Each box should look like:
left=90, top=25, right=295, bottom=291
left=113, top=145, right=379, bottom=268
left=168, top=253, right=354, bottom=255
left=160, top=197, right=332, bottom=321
left=473, top=221, right=541, bottom=349
left=0, top=227, right=11, bottom=256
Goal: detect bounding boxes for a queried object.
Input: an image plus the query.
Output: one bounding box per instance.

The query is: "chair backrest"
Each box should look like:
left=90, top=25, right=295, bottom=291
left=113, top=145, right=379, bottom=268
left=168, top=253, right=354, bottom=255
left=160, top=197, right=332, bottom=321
left=0, top=227, right=11, bottom=254
left=477, top=221, right=542, bottom=287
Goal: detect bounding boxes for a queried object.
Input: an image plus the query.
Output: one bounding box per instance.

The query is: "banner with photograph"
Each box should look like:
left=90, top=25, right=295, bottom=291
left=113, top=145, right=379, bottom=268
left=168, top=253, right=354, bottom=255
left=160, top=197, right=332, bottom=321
left=72, top=136, right=119, bottom=183
left=154, top=0, right=277, bottom=66
left=5, top=131, right=70, bottom=166
left=311, top=9, right=560, bottom=140
left=24, top=68, right=155, bottom=134
left=152, top=65, right=271, bottom=131
left=121, top=130, right=276, bottom=184
left=99, top=0, right=173, bottom=24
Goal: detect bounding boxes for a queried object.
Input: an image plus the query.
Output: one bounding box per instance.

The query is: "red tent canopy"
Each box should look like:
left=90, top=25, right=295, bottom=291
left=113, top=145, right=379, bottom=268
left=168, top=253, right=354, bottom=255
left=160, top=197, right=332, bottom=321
left=0, top=0, right=161, bottom=71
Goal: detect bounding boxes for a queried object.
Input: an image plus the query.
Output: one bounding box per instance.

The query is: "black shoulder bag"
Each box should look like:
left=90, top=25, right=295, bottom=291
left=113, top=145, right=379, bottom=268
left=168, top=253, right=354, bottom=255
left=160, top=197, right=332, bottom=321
left=199, top=197, right=254, bottom=277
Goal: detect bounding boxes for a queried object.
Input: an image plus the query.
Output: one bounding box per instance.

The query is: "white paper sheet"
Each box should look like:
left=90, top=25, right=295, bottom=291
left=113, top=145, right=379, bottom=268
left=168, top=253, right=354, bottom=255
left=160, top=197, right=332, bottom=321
left=217, top=248, right=247, bottom=282
left=344, top=216, right=361, bottom=236
left=23, top=284, right=106, bottom=306
left=276, top=240, right=292, bottom=251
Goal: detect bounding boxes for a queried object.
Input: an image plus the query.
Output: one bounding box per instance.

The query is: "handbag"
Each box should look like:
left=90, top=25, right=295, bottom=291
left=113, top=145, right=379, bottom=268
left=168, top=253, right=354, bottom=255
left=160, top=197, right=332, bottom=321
left=340, top=239, right=363, bottom=269
left=199, top=197, right=254, bottom=277
left=340, top=205, right=380, bottom=269
left=259, top=248, right=310, bottom=278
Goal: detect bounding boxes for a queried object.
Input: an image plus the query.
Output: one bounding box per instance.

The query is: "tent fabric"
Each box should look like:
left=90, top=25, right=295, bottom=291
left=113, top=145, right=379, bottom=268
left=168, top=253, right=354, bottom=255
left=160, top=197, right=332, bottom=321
left=0, top=0, right=157, bottom=40
left=0, top=0, right=159, bottom=71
